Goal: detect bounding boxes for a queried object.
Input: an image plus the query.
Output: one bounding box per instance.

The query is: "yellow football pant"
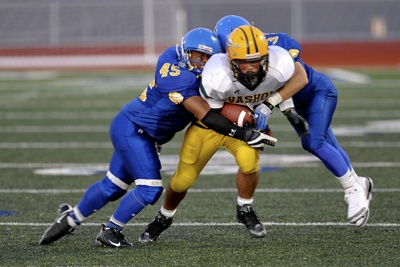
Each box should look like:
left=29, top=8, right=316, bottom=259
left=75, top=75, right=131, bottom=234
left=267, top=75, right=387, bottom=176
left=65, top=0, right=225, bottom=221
left=170, top=123, right=260, bottom=193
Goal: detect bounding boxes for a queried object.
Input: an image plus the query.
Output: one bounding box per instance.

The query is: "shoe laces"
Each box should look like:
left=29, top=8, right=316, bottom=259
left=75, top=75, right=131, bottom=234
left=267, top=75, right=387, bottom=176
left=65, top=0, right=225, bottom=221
left=103, top=225, right=126, bottom=240
left=238, top=205, right=261, bottom=225
left=155, top=212, right=172, bottom=226
left=114, top=230, right=126, bottom=240
left=144, top=213, right=172, bottom=233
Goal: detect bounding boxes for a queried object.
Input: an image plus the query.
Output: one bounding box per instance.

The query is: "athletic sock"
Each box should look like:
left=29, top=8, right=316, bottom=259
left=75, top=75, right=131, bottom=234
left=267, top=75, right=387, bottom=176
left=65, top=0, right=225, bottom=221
left=237, top=196, right=254, bottom=206
left=160, top=206, right=177, bottom=218
left=106, top=218, right=124, bottom=231
left=336, top=169, right=356, bottom=189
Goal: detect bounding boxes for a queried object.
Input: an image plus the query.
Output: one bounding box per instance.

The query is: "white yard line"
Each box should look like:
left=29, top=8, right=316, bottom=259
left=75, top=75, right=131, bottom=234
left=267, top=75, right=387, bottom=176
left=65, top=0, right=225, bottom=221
left=0, top=188, right=399, bottom=193
left=0, top=222, right=399, bottom=227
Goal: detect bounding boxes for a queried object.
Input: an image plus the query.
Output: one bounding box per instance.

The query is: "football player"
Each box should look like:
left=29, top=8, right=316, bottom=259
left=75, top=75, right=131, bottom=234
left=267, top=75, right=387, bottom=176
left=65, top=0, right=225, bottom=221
left=39, top=27, right=274, bottom=247
left=218, top=15, right=373, bottom=227
left=139, top=25, right=306, bottom=241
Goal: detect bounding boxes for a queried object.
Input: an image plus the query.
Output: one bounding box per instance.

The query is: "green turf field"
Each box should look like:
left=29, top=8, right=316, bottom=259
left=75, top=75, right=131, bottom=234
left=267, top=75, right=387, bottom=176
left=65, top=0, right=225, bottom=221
left=0, top=68, right=399, bottom=267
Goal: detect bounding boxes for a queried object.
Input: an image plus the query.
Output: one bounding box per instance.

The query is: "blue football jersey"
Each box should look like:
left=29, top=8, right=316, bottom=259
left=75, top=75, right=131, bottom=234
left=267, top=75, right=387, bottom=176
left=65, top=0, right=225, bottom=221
left=265, top=33, right=327, bottom=103
left=121, top=46, right=200, bottom=144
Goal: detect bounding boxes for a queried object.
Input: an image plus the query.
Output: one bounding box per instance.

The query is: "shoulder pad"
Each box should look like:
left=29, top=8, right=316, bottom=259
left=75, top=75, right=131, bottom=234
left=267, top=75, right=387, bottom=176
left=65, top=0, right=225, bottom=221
left=268, top=46, right=295, bottom=83
left=201, top=54, right=231, bottom=109
left=201, top=54, right=230, bottom=93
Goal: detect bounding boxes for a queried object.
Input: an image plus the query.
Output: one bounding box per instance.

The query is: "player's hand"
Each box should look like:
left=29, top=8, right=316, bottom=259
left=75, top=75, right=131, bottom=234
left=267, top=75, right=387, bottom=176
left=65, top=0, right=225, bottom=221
left=253, top=103, right=272, bottom=131
left=284, top=108, right=310, bottom=137
left=244, top=129, right=277, bottom=149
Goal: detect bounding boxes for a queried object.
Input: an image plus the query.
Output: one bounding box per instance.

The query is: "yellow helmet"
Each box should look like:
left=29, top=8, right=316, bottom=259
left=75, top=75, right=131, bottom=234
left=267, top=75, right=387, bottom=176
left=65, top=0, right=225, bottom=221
left=226, top=25, right=269, bottom=90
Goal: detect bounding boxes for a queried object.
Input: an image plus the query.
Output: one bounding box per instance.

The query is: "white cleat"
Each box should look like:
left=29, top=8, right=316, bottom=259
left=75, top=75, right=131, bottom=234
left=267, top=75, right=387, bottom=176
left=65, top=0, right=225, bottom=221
left=353, top=177, right=373, bottom=227
left=344, top=177, right=373, bottom=227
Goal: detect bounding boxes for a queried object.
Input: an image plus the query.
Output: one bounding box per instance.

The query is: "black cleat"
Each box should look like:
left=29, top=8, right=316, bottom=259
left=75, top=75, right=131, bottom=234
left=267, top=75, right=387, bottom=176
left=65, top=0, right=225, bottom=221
left=57, top=203, right=72, bottom=216
left=138, top=212, right=173, bottom=243
left=39, top=203, right=74, bottom=245
left=95, top=224, right=132, bottom=248
left=236, top=204, right=266, bottom=238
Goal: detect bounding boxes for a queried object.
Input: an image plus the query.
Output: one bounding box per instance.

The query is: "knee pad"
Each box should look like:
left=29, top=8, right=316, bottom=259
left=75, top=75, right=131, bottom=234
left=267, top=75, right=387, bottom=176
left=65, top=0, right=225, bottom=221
left=134, top=185, right=163, bottom=206
left=100, top=177, right=127, bottom=201
left=235, top=146, right=259, bottom=174
left=169, top=169, right=198, bottom=193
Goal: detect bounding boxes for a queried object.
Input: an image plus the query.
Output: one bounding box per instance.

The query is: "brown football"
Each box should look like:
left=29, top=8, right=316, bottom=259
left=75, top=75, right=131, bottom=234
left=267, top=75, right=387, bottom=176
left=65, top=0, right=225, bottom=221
left=220, top=103, right=254, bottom=127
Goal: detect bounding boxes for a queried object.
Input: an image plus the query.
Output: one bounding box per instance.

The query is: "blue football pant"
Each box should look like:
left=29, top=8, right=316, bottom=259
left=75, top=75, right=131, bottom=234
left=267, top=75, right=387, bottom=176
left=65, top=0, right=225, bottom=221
left=76, top=112, right=163, bottom=224
left=294, top=76, right=352, bottom=177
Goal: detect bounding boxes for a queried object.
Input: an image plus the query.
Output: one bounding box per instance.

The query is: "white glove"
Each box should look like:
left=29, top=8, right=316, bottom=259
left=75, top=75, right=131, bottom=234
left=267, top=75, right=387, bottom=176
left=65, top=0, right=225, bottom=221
left=244, top=129, right=277, bottom=149
left=254, top=103, right=272, bottom=131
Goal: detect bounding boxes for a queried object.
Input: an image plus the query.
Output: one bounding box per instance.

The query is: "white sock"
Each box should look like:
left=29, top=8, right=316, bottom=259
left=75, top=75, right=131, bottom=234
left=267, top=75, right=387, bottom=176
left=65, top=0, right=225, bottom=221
left=237, top=196, right=253, bottom=206
left=67, top=216, right=78, bottom=228
left=160, top=206, right=177, bottom=218
left=336, top=169, right=356, bottom=189
left=73, top=206, right=85, bottom=222
left=350, top=167, right=362, bottom=183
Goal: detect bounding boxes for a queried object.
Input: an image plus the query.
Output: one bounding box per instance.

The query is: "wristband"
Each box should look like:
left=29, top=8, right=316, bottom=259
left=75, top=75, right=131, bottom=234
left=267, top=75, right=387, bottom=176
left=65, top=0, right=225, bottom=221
left=279, top=98, right=295, bottom=112
left=263, top=101, right=274, bottom=111
left=266, top=91, right=283, bottom=107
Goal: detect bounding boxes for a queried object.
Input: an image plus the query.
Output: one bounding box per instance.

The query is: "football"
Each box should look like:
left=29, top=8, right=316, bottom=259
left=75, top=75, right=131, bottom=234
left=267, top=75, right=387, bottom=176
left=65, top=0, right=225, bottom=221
left=220, top=103, right=254, bottom=127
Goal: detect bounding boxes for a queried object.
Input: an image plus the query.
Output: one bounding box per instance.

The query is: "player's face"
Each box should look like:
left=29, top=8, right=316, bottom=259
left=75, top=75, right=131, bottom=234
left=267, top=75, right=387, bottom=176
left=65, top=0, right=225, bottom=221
left=190, top=51, right=211, bottom=69
left=237, top=60, right=261, bottom=74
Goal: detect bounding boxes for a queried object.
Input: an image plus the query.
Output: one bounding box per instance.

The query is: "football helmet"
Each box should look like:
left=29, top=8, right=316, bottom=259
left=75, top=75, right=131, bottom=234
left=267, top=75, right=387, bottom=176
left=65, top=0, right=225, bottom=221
left=226, top=25, right=269, bottom=91
left=178, top=27, right=221, bottom=75
left=214, top=15, right=251, bottom=52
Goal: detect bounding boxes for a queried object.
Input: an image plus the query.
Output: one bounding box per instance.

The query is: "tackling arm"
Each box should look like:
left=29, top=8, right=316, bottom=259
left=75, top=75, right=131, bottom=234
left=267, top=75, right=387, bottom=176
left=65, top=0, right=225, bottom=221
left=261, top=62, right=309, bottom=137
left=265, top=61, right=308, bottom=108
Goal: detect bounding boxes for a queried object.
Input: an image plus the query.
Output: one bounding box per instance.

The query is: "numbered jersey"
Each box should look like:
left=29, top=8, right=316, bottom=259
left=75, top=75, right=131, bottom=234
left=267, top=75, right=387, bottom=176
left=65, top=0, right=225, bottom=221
left=121, top=46, right=199, bottom=144
left=200, top=45, right=295, bottom=110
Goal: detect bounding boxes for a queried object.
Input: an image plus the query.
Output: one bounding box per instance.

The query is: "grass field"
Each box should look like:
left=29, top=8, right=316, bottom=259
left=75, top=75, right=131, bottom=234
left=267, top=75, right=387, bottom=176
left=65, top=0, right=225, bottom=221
left=0, top=68, right=399, bottom=267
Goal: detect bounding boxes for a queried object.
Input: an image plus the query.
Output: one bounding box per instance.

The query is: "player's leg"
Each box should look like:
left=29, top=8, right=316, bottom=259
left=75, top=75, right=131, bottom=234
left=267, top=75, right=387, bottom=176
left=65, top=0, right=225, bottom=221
left=39, top=113, right=136, bottom=245
left=226, top=138, right=266, bottom=238
left=38, top=151, right=131, bottom=245
left=96, top=118, right=164, bottom=247
left=298, top=85, right=371, bottom=225
left=139, top=125, right=222, bottom=242
left=326, top=127, right=373, bottom=227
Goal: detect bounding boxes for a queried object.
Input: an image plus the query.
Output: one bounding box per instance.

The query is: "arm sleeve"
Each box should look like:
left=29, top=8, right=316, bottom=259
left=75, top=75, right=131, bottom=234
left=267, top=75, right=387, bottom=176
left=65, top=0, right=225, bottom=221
left=201, top=109, right=247, bottom=141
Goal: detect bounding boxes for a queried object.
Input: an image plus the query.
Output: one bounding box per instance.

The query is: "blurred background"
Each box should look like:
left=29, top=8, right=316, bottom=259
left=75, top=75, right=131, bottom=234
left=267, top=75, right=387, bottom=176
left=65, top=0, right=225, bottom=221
left=1, top=0, right=399, bottom=69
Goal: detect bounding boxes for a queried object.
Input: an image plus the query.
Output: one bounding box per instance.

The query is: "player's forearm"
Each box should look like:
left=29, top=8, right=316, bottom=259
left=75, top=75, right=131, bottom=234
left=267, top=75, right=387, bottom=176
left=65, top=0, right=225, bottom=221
left=265, top=61, right=308, bottom=107
left=277, top=61, right=308, bottom=100
left=201, top=110, right=247, bottom=140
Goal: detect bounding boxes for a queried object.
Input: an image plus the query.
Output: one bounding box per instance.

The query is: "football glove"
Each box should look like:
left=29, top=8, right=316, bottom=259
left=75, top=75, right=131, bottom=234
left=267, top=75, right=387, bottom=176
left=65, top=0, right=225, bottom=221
left=253, top=103, right=272, bottom=132
left=284, top=108, right=310, bottom=137
left=244, top=129, right=277, bottom=149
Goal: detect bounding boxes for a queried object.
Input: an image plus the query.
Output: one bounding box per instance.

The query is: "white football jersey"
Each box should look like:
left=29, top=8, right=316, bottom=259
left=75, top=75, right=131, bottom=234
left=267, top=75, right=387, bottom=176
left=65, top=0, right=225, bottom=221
left=200, top=45, right=295, bottom=111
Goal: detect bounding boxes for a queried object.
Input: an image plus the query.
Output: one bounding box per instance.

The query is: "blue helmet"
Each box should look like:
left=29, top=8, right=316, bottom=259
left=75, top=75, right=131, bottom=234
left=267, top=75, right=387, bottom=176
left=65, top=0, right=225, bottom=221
left=178, top=27, right=221, bottom=75
left=214, top=15, right=251, bottom=52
